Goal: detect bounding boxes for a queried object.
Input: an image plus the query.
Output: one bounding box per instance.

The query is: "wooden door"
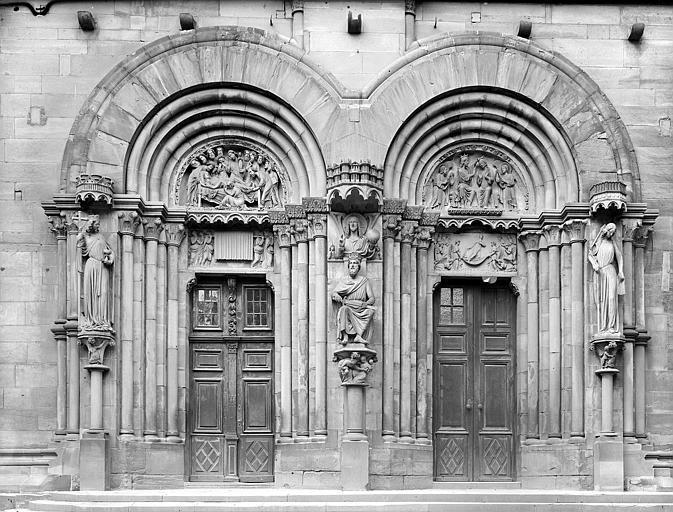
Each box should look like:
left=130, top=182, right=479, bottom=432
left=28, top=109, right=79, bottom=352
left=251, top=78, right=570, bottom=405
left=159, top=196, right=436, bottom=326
left=188, top=278, right=274, bottom=482
left=433, top=282, right=516, bottom=481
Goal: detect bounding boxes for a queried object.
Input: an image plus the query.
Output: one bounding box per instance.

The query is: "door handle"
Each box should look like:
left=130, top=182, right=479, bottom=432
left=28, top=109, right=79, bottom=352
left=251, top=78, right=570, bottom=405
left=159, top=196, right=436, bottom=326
left=465, top=398, right=473, bottom=410
left=477, top=402, right=483, bottom=410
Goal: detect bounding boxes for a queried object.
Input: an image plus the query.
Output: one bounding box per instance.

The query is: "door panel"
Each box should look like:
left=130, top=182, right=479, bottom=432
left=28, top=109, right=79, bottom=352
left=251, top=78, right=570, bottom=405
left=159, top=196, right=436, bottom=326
left=434, top=282, right=515, bottom=482
left=188, top=278, right=274, bottom=482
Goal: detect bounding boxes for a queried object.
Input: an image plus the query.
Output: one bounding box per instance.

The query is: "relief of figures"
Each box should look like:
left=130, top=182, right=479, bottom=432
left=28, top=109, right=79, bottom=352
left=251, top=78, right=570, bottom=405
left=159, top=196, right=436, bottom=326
left=337, top=351, right=375, bottom=384
left=77, top=215, right=114, bottom=332
left=183, top=144, right=285, bottom=210
left=189, top=231, right=214, bottom=267
left=424, top=149, right=521, bottom=211
left=588, top=222, right=625, bottom=335
left=251, top=232, right=274, bottom=269
left=434, top=233, right=517, bottom=275
left=328, top=213, right=381, bottom=260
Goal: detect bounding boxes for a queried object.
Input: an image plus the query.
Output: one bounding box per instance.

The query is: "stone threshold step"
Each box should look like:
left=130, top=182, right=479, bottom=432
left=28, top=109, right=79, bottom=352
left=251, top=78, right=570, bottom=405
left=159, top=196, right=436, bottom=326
left=35, top=491, right=673, bottom=504
left=21, top=501, right=673, bottom=512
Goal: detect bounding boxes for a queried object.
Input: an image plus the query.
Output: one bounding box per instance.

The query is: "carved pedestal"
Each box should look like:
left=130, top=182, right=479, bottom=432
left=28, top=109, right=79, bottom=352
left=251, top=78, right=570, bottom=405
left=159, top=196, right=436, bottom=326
left=333, top=343, right=377, bottom=490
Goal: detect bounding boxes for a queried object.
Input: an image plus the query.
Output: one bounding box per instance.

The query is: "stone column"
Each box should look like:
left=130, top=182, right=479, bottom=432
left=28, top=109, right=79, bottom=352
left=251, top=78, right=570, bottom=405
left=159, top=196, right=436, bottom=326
left=65, top=217, right=80, bottom=436
left=48, top=215, right=68, bottom=436
left=274, top=224, right=293, bottom=439
left=560, top=229, right=572, bottom=435
left=165, top=223, right=185, bottom=443
left=634, top=225, right=651, bottom=439
left=565, top=219, right=586, bottom=439
left=399, top=220, right=416, bottom=441
left=143, top=218, right=162, bottom=442
left=291, top=0, right=304, bottom=48
left=415, top=225, right=433, bottom=444
left=308, top=211, right=328, bottom=437
left=404, top=0, right=416, bottom=49
left=156, top=229, right=168, bottom=439
left=381, top=214, right=401, bottom=441
left=544, top=225, right=562, bottom=440
left=293, top=218, right=310, bottom=438
left=118, top=212, right=138, bottom=439
left=621, top=220, right=638, bottom=442
left=519, top=231, right=540, bottom=440
left=132, top=221, right=145, bottom=437
left=538, top=235, right=549, bottom=437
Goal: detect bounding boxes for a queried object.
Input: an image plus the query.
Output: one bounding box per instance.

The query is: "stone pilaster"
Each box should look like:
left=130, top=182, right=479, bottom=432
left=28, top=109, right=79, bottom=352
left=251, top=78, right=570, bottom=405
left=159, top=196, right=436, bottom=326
left=415, top=225, right=433, bottom=443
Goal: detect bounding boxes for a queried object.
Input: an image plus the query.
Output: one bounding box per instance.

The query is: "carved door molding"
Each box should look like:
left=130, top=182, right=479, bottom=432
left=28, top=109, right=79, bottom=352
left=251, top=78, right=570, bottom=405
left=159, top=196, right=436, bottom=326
left=187, top=277, right=274, bottom=483
left=433, top=281, right=516, bottom=481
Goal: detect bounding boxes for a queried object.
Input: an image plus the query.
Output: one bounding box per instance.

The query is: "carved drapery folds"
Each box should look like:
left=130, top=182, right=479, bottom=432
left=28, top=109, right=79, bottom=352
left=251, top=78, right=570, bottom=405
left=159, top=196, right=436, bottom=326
left=328, top=213, right=381, bottom=260
left=175, top=140, right=288, bottom=211
left=421, top=145, right=529, bottom=215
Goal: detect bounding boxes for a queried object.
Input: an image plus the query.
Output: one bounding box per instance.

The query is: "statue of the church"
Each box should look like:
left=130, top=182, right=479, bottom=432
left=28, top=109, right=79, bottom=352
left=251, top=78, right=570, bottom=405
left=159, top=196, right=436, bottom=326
left=331, top=257, right=376, bottom=345
left=77, top=216, right=114, bottom=332
left=588, top=222, right=624, bottom=335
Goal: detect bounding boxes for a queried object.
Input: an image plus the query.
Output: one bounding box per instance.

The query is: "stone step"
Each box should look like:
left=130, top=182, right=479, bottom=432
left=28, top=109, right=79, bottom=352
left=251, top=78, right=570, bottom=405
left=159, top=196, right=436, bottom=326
left=18, top=490, right=673, bottom=511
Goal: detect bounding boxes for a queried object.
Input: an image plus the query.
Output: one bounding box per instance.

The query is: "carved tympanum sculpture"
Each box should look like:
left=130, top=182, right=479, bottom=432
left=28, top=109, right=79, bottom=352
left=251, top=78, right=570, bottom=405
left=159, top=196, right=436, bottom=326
left=77, top=216, right=114, bottom=332
left=332, top=257, right=376, bottom=345
left=588, top=222, right=625, bottom=335
left=334, top=215, right=380, bottom=260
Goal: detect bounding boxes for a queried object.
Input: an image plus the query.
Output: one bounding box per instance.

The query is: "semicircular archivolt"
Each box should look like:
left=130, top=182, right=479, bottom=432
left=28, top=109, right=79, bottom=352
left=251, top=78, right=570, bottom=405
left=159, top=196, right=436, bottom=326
left=384, top=87, right=580, bottom=212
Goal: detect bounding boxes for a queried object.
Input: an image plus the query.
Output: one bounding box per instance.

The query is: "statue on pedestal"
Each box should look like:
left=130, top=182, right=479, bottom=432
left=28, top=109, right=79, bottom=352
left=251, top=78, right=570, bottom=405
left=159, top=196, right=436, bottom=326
left=588, top=222, right=624, bottom=335
left=332, top=257, right=376, bottom=345
left=77, top=216, right=114, bottom=333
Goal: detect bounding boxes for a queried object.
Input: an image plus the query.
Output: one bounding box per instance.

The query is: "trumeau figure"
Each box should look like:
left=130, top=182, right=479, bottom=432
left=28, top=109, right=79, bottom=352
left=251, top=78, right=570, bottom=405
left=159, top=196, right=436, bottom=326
left=181, top=143, right=285, bottom=210
left=332, top=214, right=380, bottom=260
left=77, top=216, right=114, bottom=332
left=589, top=222, right=625, bottom=335
left=332, top=257, right=376, bottom=345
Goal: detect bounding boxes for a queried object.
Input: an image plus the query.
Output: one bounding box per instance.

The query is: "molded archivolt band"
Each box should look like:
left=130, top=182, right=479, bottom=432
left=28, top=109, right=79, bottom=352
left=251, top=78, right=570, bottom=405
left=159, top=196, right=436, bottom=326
left=366, top=33, right=640, bottom=201
left=122, top=86, right=322, bottom=200
left=60, top=26, right=339, bottom=196
left=384, top=88, right=579, bottom=211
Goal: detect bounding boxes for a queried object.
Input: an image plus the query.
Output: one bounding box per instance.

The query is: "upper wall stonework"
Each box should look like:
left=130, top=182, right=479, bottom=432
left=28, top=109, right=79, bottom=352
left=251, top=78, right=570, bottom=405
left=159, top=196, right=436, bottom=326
left=61, top=27, right=640, bottom=204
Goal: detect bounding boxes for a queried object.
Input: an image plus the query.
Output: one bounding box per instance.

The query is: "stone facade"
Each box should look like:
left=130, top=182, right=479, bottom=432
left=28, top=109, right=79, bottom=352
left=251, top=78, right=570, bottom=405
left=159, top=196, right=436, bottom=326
left=1, top=1, right=672, bottom=493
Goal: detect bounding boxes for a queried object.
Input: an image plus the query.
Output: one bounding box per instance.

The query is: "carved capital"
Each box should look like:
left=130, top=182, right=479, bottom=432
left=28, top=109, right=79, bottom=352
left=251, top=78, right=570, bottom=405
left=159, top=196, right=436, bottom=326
left=78, top=331, right=114, bottom=366
left=420, top=211, right=440, bottom=227
left=291, top=219, right=309, bottom=243
left=543, top=225, right=562, bottom=247
left=563, top=219, right=587, bottom=243
left=382, top=215, right=402, bottom=239
left=405, top=0, right=416, bottom=15
left=621, top=219, right=641, bottom=242
left=399, top=220, right=417, bottom=244
left=416, top=226, right=434, bottom=249
left=48, top=214, right=68, bottom=239
left=285, top=204, right=306, bottom=219
left=634, top=225, right=653, bottom=248
left=403, top=205, right=424, bottom=221
left=268, top=209, right=289, bottom=225
left=117, top=211, right=140, bottom=236
left=381, top=198, right=407, bottom=215
left=308, top=213, right=327, bottom=239
left=274, top=224, right=292, bottom=248
left=518, top=231, right=541, bottom=252
left=133, top=221, right=145, bottom=240
left=302, top=197, right=329, bottom=213
left=142, top=218, right=163, bottom=241
left=164, top=223, right=186, bottom=247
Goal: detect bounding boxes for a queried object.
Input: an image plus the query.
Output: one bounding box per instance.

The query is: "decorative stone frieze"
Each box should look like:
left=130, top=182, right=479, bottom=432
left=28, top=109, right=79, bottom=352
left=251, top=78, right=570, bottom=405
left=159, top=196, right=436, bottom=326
left=75, top=174, right=114, bottom=207
left=381, top=198, right=407, bottom=215
left=302, top=197, right=329, bottom=213
left=434, top=232, right=517, bottom=275
left=589, top=181, right=627, bottom=215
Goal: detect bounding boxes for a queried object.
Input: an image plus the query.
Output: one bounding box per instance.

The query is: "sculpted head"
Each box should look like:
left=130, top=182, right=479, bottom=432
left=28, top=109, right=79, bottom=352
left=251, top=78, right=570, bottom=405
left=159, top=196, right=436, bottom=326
left=603, top=223, right=617, bottom=239
left=347, top=257, right=361, bottom=278
left=85, top=216, right=100, bottom=234
left=345, top=215, right=361, bottom=236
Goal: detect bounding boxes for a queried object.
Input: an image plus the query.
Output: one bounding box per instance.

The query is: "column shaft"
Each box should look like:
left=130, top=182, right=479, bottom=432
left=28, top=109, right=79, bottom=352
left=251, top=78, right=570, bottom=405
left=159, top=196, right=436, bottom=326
left=400, top=239, right=412, bottom=439
left=538, top=246, right=549, bottom=437
left=314, top=234, right=328, bottom=436
left=67, top=329, right=80, bottom=433
left=120, top=231, right=134, bottom=436
left=393, top=239, right=401, bottom=434
left=570, top=238, right=585, bottom=437
left=635, top=343, right=646, bottom=436
left=634, top=238, right=647, bottom=437
left=547, top=236, right=562, bottom=438
left=156, top=238, right=167, bottom=438
left=144, top=232, right=159, bottom=439
left=622, top=232, right=635, bottom=439
left=522, top=235, right=540, bottom=440
left=308, top=236, right=316, bottom=435
left=132, top=232, right=145, bottom=437
left=90, top=370, right=103, bottom=431
left=279, top=241, right=292, bottom=437
left=601, top=373, right=615, bottom=433
left=166, top=242, right=180, bottom=441
left=296, top=237, right=309, bottom=437
left=382, top=234, right=395, bottom=438
left=560, top=239, right=573, bottom=435
left=415, top=243, right=429, bottom=440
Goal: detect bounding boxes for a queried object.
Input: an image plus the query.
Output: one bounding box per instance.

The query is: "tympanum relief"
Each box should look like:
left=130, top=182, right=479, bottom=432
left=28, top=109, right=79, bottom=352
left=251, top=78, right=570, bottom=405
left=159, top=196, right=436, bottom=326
left=434, top=232, right=517, bottom=275
left=328, top=213, right=381, bottom=260
left=175, top=141, right=288, bottom=210
left=422, top=146, right=528, bottom=214
left=189, top=230, right=274, bottom=269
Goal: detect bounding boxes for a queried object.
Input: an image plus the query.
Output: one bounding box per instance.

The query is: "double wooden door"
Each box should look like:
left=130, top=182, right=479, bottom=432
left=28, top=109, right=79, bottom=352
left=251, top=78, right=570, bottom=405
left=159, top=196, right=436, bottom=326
left=433, top=282, right=516, bottom=481
left=188, top=278, right=274, bottom=482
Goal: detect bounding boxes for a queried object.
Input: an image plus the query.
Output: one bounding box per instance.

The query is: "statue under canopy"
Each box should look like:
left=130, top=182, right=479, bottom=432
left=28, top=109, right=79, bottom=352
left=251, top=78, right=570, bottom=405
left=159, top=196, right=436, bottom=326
left=588, top=222, right=624, bottom=335
left=332, top=257, right=376, bottom=345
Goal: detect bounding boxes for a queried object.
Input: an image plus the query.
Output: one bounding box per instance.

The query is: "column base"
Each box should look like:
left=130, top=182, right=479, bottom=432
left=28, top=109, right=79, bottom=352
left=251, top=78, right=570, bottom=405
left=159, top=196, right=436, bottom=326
left=79, top=432, right=109, bottom=491
left=340, top=439, right=369, bottom=490
left=593, top=437, right=624, bottom=491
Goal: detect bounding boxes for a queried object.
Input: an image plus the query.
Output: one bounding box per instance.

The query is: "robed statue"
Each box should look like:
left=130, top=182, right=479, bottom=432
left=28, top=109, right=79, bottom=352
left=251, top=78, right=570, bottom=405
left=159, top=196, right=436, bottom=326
left=77, top=216, right=114, bottom=332
left=588, top=222, right=624, bottom=335
left=332, top=257, right=376, bottom=345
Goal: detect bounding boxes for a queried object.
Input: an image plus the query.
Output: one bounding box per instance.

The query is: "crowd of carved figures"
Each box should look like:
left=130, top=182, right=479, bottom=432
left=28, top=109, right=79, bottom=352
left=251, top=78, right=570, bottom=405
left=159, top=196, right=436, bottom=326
left=434, top=233, right=517, bottom=274
left=424, top=151, right=520, bottom=211
left=188, top=229, right=274, bottom=268
left=184, top=144, right=284, bottom=210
